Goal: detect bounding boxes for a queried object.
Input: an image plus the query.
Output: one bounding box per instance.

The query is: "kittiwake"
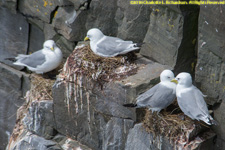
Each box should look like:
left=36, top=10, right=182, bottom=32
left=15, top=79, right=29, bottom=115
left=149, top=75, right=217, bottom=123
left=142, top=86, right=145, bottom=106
left=10, top=40, right=63, bottom=74
left=84, top=28, right=141, bottom=57
left=124, top=70, right=177, bottom=113
left=171, top=72, right=217, bottom=125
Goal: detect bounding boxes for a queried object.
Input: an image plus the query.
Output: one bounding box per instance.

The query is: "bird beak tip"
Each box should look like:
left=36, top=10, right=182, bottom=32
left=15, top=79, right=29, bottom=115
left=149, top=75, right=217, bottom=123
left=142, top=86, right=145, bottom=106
left=84, top=36, right=89, bottom=41
left=171, top=79, right=178, bottom=84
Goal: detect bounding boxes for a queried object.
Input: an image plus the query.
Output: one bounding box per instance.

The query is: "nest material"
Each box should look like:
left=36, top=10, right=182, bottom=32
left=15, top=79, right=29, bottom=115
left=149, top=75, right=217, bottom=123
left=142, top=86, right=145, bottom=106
left=28, top=74, right=55, bottom=100
left=61, top=45, right=138, bottom=83
left=142, top=102, right=208, bottom=145
left=143, top=109, right=194, bottom=139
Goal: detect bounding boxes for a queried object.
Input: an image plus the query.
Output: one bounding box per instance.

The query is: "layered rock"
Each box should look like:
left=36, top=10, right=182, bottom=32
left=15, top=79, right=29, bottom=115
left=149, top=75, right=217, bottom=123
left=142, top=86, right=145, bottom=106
left=0, top=0, right=224, bottom=150
left=53, top=49, right=171, bottom=149
left=0, top=63, right=30, bottom=150
left=196, top=4, right=225, bottom=149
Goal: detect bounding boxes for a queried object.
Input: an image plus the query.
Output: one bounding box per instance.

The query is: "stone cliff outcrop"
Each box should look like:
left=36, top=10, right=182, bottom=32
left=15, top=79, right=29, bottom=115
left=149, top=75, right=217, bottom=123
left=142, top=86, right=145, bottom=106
left=0, top=0, right=224, bottom=150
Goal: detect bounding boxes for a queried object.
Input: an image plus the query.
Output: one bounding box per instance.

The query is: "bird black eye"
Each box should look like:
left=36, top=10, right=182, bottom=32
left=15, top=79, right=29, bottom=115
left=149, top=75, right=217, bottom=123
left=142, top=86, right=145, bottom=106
left=167, top=76, right=170, bottom=78
left=177, top=78, right=180, bottom=80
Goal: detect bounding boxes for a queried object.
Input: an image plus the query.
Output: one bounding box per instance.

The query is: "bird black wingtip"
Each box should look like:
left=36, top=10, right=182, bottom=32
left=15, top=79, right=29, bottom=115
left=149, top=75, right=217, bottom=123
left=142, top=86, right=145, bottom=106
left=211, top=119, right=219, bottom=126
left=5, top=57, right=16, bottom=62
left=134, top=42, right=145, bottom=48
left=123, top=104, right=137, bottom=107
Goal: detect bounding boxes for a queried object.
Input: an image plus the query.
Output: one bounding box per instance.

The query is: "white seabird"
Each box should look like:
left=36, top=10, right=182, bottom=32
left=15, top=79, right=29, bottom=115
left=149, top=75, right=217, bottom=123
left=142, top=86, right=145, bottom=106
left=171, top=72, right=217, bottom=125
left=124, top=70, right=177, bottom=113
left=84, top=28, right=141, bottom=57
left=13, top=40, right=63, bottom=74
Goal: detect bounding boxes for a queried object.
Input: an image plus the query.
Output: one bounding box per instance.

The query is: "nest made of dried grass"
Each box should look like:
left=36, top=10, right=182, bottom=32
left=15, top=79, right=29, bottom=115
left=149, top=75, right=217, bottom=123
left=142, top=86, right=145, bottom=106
left=27, top=74, right=55, bottom=101
left=61, top=45, right=138, bottom=83
left=142, top=103, right=208, bottom=143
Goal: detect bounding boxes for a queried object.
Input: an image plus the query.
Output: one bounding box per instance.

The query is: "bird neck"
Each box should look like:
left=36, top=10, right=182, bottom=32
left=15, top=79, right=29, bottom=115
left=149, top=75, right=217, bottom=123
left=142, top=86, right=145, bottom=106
left=92, top=35, right=104, bottom=43
left=54, top=47, right=62, bottom=57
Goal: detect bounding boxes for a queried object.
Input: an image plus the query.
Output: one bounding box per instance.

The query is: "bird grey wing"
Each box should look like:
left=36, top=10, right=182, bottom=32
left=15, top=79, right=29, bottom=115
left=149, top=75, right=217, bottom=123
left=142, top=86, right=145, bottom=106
left=136, top=84, right=160, bottom=104
left=146, top=85, right=175, bottom=109
left=19, top=51, right=46, bottom=68
left=178, top=89, right=208, bottom=120
left=96, top=36, right=134, bottom=56
left=193, top=86, right=209, bottom=115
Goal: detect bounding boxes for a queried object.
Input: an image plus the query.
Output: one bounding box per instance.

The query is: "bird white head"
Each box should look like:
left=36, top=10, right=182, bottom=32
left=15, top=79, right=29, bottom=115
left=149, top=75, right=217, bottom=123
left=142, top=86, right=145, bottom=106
left=43, top=40, right=55, bottom=51
left=173, top=72, right=192, bottom=87
left=84, top=28, right=104, bottom=42
left=160, top=69, right=175, bottom=82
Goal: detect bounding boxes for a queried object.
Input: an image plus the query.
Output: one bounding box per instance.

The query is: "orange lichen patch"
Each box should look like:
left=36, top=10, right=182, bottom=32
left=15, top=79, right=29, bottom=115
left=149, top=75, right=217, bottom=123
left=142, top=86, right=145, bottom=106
left=45, top=12, right=48, bottom=15
left=37, top=9, right=40, bottom=12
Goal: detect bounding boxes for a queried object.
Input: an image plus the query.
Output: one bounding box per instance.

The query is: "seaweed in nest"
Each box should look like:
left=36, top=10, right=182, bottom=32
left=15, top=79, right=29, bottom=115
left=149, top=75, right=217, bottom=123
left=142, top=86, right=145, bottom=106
left=27, top=74, right=55, bottom=101
left=61, top=45, right=138, bottom=84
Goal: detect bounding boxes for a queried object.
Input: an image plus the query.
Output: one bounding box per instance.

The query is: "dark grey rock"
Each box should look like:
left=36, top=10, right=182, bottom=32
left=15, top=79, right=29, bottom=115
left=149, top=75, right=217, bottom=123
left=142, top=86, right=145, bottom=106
left=9, top=131, right=61, bottom=150
left=0, top=0, right=17, bottom=13
left=68, top=0, right=89, bottom=11
left=27, top=23, right=45, bottom=54
left=18, top=0, right=73, bottom=23
left=43, top=23, right=58, bottom=40
left=125, top=123, right=216, bottom=150
left=125, top=123, right=152, bottom=150
left=103, top=118, right=133, bottom=150
left=140, top=5, right=199, bottom=75
left=52, top=6, right=77, bottom=40
left=23, top=100, right=56, bottom=140
left=54, top=134, right=92, bottom=150
left=53, top=51, right=171, bottom=150
left=55, top=36, right=76, bottom=59
left=0, top=63, right=30, bottom=150
left=116, top=0, right=150, bottom=43
left=0, top=7, right=29, bottom=68
left=195, top=5, right=225, bottom=149
left=65, top=0, right=118, bottom=41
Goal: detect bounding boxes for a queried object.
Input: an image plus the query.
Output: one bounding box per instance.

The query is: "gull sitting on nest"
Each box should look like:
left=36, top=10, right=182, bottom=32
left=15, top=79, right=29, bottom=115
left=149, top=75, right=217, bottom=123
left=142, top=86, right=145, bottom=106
left=7, top=40, right=63, bottom=74
left=84, top=28, right=141, bottom=57
left=124, top=70, right=177, bottom=113
left=171, top=72, right=218, bottom=125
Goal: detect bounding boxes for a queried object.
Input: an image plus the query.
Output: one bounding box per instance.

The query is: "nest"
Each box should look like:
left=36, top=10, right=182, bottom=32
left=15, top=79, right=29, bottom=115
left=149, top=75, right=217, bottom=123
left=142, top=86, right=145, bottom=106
left=61, top=45, right=138, bottom=83
left=143, top=110, right=193, bottom=139
left=27, top=74, right=55, bottom=101
left=142, top=103, right=208, bottom=145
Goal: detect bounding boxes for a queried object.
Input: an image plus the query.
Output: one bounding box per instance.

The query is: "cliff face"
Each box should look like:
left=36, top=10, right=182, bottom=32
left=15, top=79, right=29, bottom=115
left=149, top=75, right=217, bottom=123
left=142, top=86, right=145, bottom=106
left=0, top=0, right=224, bottom=150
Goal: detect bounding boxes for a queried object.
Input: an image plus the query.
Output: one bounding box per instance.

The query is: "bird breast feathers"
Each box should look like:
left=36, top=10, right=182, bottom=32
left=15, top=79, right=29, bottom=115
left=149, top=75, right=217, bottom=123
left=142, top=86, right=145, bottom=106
left=176, top=86, right=192, bottom=97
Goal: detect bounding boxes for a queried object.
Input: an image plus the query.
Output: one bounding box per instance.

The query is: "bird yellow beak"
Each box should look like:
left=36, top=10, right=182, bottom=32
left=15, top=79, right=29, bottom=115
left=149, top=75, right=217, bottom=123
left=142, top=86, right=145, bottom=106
left=171, top=79, right=178, bottom=84
left=51, top=47, right=54, bottom=51
left=84, top=36, right=89, bottom=41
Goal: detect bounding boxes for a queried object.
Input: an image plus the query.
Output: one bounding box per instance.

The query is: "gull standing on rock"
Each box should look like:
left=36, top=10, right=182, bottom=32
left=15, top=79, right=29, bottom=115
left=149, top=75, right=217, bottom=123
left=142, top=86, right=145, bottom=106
left=84, top=28, right=141, bottom=57
left=171, top=72, right=217, bottom=125
left=8, top=40, right=63, bottom=74
left=124, top=70, right=177, bottom=113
